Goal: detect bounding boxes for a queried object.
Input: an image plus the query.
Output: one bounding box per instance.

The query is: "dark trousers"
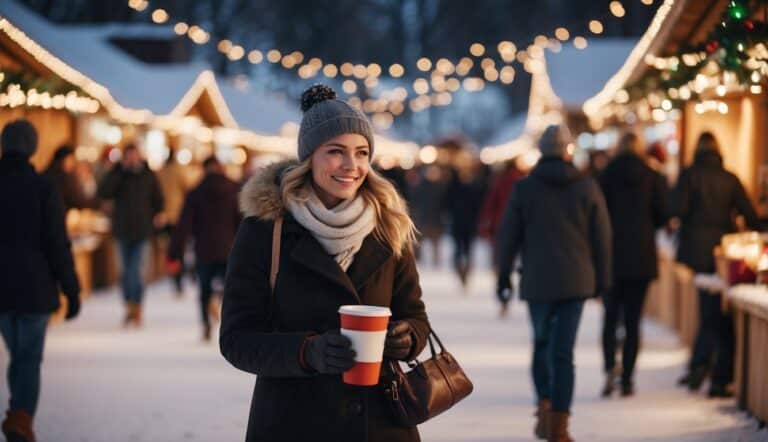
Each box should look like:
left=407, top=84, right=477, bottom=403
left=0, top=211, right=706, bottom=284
left=161, top=224, right=183, bottom=293
left=528, top=298, right=585, bottom=413
left=0, top=313, right=49, bottom=415
left=601, top=279, right=650, bottom=384
left=117, top=239, right=147, bottom=304
left=689, top=289, right=734, bottom=387
left=197, top=261, right=227, bottom=327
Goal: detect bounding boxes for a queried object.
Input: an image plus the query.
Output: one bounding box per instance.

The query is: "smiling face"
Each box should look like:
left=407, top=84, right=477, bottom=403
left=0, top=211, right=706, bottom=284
left=310, top=133, right=370, bottom=208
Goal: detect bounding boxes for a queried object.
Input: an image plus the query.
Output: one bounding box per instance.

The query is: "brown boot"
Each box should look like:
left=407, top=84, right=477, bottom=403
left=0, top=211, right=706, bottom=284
left=123, top=302, right=136, bottom=327
left=133, top=303, right=143, bottom=327
left=2, top=409, right=36, bottom=442
left=548, top=411, right=573, bottom=442
left=534, top=399, right=551, bottom=439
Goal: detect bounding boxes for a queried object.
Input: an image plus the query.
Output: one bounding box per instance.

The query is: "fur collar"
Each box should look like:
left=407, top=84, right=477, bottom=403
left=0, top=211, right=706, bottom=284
left=239, top=159, right=298, bottom=220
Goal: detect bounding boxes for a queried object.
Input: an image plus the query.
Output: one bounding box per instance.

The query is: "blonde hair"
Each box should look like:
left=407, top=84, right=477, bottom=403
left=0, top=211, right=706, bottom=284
left=280, top=160, right=417, bottom=258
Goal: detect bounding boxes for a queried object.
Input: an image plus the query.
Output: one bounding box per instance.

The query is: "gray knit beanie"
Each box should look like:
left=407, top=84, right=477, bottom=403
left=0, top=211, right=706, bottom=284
left=538, top=124, right=571, bottom=158
left=1, top=119, right=38, bottom=158
left=298, top=84, right=374, bottom=162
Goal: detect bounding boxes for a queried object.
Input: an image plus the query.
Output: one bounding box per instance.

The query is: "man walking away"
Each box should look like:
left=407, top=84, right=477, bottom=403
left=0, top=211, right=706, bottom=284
left=0, top=120, right=81, bottom=442
left=496, top=125, right=612, bottom=441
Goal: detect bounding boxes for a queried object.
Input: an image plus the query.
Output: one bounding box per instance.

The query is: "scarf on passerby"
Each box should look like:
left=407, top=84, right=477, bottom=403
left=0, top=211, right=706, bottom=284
left=287, top=188, right=375, bottom=271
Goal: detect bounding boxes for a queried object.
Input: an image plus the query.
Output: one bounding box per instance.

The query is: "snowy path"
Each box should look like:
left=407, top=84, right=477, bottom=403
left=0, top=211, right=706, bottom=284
left=1, top=241, right=767, bottom=441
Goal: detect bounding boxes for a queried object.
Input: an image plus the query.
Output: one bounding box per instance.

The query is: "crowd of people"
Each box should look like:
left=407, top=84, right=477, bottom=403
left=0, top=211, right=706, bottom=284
left=0, top=80, right=759, bottom=441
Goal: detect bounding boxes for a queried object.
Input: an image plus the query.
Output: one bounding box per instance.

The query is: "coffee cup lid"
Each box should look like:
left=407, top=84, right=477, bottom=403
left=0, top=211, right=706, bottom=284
left=338, top=305, right=392, bottom=317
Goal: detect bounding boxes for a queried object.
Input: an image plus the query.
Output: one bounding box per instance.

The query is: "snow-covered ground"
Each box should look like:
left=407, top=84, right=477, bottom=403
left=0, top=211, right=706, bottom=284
left=1, top=240, right=767, bottom=441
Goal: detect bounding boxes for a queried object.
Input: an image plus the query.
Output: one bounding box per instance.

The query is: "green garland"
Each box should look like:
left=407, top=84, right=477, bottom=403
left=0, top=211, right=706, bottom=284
left=0, top=67, right=87, bottom=97
left=624, top=0, right=768, bottom=108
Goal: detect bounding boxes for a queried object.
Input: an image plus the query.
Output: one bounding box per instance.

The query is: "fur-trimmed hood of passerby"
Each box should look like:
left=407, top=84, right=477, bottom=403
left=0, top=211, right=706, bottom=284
left=239, top=158, right=417, bottom=259
left=239, top=159, right=296, bottom=221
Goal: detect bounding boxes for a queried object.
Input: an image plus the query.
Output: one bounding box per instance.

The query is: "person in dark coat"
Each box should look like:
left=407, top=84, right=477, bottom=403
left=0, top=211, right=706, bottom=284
left=0, top=120, right=81, bottom=442
left=598, top=133, right=670, bottom=397
left=673, top=132, right=761, bottom=397
left=168, top=156, right=240, bottom=341
left=44, top=145, right=96, bottom=213
left=443, top=157, right=487, bottom=288
left=98, top=143, right=164, bottom=327
left=496, top=125, right=612, bottom=442
left=221, top=85, right=431, bottom=442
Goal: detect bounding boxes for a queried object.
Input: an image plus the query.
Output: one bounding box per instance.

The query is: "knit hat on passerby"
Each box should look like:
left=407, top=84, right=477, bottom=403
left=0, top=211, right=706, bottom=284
left=1, top=119, right=38, bottom=158
left=298, top=84, right=374, bottom=162
left=538, top=124, right=571, bottom=158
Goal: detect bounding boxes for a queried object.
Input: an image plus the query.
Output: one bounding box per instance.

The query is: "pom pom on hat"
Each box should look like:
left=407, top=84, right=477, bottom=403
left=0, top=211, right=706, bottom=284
left=301, top=84, right=337, bottom=112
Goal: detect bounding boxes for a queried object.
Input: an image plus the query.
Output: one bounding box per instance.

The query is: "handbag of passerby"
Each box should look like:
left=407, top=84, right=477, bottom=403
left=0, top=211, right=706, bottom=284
left=496, top=124, right=612, bottom=442
left=220, top=84, right=432, bottom=442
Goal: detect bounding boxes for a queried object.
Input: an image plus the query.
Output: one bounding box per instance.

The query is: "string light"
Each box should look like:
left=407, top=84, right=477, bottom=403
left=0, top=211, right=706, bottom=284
left=389, top=64, right=405, bottom=78
left=555, top=28, right=570, bottom=41
left=151, top=9, right=168, bottom=24
left=248, top=50, right=263, bottom=64
left=610, top=1, right=626, bottom=18
left=589, top=20, right=604, bottom=34
left=573, top=37, right=588, bottom=50
left=469, top=43, right=486, bottom=57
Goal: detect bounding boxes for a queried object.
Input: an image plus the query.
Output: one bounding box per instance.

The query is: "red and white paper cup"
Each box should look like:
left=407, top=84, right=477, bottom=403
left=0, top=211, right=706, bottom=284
left=339, top=305, right=392, bottom=386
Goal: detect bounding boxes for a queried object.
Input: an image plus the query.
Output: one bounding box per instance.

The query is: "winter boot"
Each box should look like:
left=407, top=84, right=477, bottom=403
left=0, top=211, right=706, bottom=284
left=133, top=303, right=143, bottom=327
left=601, top=373, right=616, bottom=397
left=548, top=412, right=573, bottom=442
left=2, top=409, right=36, bottom=442
left=123, top=302, right=136, bottom=327
left=534, top=399, right=551, bottom=439
left=687, top=366, right=708, bottom=392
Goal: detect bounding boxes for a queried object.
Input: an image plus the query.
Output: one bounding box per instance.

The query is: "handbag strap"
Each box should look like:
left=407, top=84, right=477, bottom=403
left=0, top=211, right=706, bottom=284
left=269, top=217, right=283, bottom=294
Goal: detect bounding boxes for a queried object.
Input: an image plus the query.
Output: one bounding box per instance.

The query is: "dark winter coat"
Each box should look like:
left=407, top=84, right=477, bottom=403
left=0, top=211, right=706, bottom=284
left=220, top=161, right=430, bottom=442
left=673, top=149, right=761, bottom=273
left=97, top=162, right=163, bottom=242
left=0, top=154, right=80, bottom=313
left=168, top=172, right=241, bottom=264
left=599, top=152, right=670, bottom=281
left=496, top=157, right=612, bottom=302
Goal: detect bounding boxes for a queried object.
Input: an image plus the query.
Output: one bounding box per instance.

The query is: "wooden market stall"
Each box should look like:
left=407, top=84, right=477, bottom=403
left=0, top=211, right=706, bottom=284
left=583, top=0, right=768, bottom=421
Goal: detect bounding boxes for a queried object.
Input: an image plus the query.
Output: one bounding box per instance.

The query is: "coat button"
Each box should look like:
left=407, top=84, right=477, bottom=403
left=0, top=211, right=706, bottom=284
left=348, top=401, right=363, bottom=415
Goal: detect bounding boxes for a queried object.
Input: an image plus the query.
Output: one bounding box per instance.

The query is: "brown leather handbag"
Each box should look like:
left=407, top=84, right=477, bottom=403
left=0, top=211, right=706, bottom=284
left=382, top=328, right=473, bottom=426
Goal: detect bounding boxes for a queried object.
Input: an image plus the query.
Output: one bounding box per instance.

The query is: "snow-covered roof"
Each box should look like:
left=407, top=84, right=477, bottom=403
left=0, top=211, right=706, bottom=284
left=545, top=38, right=637, bottom=108
left=219, top=83, right=300, bottom=135
left=0, top=0, right=207, bottom=117
left=0, top=0, right=302, bottom=135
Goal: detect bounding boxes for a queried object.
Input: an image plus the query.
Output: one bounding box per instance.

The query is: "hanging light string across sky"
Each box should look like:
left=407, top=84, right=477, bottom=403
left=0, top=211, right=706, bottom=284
left=127, top=0, right=654, bottom=127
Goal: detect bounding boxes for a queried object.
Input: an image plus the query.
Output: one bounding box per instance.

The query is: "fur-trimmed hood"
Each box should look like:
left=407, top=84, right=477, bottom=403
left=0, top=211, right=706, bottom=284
left=239, top=159, right=298, bottom=220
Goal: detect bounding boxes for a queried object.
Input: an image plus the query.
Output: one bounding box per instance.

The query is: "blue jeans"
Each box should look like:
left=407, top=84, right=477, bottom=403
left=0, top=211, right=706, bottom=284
left=0, top=313, right=49, bottom=415
left=117, top=240, right=147, bottom=304
left=528, top=298, right=585, bottom=413
left=196, top=262, right=227, bottom=327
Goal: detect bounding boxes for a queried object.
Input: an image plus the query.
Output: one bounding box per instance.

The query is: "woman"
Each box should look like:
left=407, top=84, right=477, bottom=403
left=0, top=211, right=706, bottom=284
left=674, top=132, right=760, bottom=397
left=220, top=84, right=431, bottom=442
left=598, top=133, right=669, bottom=397
left=496, top=125, right=612, bottom=441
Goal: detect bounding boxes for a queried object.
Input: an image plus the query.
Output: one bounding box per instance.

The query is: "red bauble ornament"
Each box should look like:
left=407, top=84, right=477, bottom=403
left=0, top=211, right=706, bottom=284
left=745, top=20, right=755, bottom=30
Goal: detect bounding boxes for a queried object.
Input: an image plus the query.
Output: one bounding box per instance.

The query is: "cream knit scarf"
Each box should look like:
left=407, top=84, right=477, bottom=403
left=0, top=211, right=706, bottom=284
left=287, top=188, right=376, bottom=271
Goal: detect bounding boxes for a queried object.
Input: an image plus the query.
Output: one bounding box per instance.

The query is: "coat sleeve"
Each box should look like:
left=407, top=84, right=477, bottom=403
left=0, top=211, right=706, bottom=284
left=168, top=192, right=194, bottom=261
left=495, top=184, right=524, bottom=284
left=390, top=248, right=430, bottom=361
left=150, top=172, right=164, bottom=215
left=732, top=178, right=762, bottom=231
left=43, top=183, right=80, bottom=300
left=220, top=217, right=315, bottom=378
left=589, top=180, right=613, bottom=293
left=670, top=170, right=691, bottom=219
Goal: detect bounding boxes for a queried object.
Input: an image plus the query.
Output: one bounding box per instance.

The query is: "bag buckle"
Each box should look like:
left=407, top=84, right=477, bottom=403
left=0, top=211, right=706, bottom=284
left=390, top=380, right=399, bottom=401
